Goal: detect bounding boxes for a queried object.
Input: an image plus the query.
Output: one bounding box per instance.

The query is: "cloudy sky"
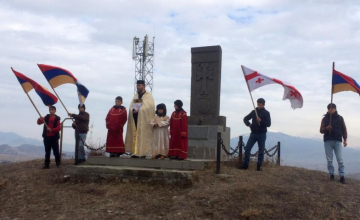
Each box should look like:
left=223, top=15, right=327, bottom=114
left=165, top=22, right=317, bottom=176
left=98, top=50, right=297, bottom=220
left=1, top=0, right=360, bottom=151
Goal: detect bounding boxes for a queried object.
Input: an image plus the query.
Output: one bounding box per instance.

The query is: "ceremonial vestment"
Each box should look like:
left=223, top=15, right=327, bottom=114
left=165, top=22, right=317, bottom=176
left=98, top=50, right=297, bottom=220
left=150, top=115, right=170, bottom=156
left=106, top=106, right=127, bottom=153
left=168, top=110, right=188, bottom=159
left=125, top=91, right=155, bottom=156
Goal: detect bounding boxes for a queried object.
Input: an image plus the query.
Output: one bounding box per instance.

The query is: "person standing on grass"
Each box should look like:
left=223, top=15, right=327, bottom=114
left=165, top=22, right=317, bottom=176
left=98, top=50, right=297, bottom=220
left=105, top=96, right=127, bottom=157
left=150, top=103, right=170, bottom=159
left=240, top=98, right=271, bottom=171
left=37, top=105, right=61, bottom=169
left=320, top=103, right=347, bottom=184
left=69, top=104, right=90, bottom=163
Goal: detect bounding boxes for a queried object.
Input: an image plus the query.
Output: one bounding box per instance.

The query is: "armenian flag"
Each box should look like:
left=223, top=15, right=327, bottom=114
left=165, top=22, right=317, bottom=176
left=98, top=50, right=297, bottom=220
left=37, top=64, right=89, bottom=104
left=12, top=68, right=58, bottom=106
left=332, top=69, right=360, bottom=95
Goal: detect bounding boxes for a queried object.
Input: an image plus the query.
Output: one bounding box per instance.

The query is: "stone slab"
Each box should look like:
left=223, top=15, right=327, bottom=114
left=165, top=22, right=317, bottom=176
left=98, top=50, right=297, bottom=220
left=187, top=125, right=230, bottom=160
left=86, top=156, right=210, bottom=171
left=66, top=165, right=195, bottom=185
left=190, top=45, right=222, bottom=117
left=187, top=116, right=227, bottom=131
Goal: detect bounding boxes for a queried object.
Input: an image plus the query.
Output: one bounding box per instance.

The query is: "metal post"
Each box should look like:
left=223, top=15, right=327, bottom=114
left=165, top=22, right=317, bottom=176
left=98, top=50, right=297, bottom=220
left=75, top=130, right=79, bottom=165
left=216, top=132, right=221, bottom=174
left=239, top=136, right=243, bottom=168
left=277, top=141, right=281, bottom=166
left=59, top=123, right=64, bottom=160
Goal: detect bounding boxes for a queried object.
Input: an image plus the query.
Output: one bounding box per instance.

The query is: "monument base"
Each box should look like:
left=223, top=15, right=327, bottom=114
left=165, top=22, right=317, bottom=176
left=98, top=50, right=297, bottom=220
left=188, top=116, right=227, bottom=131
left=187, top=125, right=230, bottom=160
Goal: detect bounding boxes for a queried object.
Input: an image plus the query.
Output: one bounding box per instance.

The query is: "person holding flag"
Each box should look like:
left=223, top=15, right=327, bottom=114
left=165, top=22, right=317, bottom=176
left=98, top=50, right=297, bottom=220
left=240, top=98, right=271, bottom=171
left=12, top=67, right=60, bottom=169
left=320, top=103, right=347, bottom=184
left=239, top=65, right=303, bottom=171
left=37, top=106, right=61, bottom=169
left=69, top=104, right=90, bottom=163
left=319, top=62, right=360, bottom=184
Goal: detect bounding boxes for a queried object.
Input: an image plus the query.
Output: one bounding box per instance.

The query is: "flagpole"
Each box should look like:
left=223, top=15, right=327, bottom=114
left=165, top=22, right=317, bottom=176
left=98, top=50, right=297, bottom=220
left=12, top=67, right=50, bottom=129
left=25, top=93, right=50, bottom=129
left=329, top=62, right=335, bottom=135
left=241, top=65, right=260, bottom=125
left=50, top=86, right=70, bottom=115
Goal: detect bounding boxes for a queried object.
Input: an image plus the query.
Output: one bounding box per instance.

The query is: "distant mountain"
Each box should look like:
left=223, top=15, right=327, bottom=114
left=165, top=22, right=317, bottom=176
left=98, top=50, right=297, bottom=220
left=0, top=131, right=44, bottom=147
left=0, top=131, right=74, bottom=151
left=230, top=132, right=360, bottom=174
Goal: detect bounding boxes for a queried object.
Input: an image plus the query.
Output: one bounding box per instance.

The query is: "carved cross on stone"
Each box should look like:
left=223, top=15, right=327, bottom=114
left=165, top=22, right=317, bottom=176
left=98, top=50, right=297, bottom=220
left=196, top=63, right=214, bottom=94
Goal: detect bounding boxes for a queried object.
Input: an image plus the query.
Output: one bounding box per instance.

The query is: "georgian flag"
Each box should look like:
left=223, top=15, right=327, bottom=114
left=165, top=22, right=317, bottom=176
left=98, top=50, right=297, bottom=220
left=242, top=65, right=303, bottom=109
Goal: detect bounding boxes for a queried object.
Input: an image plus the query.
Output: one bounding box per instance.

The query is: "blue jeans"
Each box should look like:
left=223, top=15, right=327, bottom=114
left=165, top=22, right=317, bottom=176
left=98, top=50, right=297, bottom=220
left=324, top=140, right=345, bottom=177
left=75, top=132, right=87, bottom=160
left=244, top=132, right=266, bottom=166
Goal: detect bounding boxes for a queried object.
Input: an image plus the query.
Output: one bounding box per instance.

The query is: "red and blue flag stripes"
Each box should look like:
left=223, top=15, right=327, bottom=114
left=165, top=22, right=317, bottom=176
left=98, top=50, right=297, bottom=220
left=37, top=64, right=89, bottom=104
left=12, top=68, right=58, bottom=106
left=333, top=69, right=360, bottom=95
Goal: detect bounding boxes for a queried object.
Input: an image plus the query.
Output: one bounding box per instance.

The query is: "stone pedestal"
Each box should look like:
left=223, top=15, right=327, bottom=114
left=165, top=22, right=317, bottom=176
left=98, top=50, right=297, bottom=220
left=187, top=125, right=230, bottom=160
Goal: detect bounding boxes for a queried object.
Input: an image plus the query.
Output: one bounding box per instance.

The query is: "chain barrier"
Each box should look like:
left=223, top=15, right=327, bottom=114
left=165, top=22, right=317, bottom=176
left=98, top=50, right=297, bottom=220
left=220, top=137, right=279, bottom=158
left=220, top=139, right=240, bottom=156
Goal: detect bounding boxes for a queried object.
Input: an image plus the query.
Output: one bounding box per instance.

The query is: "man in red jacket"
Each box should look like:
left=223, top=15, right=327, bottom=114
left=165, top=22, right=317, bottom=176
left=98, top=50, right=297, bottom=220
left=37, top=105, right=61, bottom=169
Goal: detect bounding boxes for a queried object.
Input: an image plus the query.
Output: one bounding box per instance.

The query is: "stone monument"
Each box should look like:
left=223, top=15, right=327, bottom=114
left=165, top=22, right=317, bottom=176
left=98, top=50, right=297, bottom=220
left=187, top=45, right=230, bottom=160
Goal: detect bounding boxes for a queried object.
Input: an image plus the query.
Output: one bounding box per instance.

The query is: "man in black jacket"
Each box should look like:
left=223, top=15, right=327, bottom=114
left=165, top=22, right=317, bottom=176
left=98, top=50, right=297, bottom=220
left=240, top=98, right=271, bottom=171
left=320, top=103, right=347, bottom=184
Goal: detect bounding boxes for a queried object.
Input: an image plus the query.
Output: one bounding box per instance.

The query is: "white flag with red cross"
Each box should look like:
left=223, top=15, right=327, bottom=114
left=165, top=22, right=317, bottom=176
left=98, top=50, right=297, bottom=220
left=242, top=65, right=303, bottom=109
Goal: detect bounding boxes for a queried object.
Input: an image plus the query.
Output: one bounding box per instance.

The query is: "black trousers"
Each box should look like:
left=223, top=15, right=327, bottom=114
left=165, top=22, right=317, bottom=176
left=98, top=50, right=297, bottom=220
left=43, top=136, right=60, bottom=166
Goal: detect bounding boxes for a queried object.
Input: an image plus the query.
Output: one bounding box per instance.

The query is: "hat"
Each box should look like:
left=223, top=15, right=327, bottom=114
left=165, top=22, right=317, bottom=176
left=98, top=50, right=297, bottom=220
left=174, top=100, right=183, bottom=108
left=156, top=103, right=167, bottom=116
left=136, top=80, right=145, bottom=85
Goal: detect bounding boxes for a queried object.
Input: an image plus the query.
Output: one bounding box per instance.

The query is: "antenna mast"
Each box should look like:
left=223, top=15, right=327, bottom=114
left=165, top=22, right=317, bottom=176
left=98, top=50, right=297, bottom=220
left=132, top=35, right=155, bottom=93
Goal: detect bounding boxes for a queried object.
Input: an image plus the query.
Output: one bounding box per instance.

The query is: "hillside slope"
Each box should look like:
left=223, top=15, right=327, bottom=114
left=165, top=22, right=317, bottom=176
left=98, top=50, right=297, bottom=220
left=0, top=160, right=360, bottom=219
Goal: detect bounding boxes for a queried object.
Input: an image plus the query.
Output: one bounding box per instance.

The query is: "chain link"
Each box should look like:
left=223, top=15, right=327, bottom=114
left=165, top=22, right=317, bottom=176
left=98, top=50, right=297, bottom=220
left=220, top=137, right=279, bottom=158
left=220, top=139, right=240, bottom=156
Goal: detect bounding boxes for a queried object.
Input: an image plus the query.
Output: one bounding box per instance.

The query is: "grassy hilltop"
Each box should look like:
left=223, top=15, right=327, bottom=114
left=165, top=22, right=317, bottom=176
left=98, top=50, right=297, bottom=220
left=0, top=159, right=359, bottom=220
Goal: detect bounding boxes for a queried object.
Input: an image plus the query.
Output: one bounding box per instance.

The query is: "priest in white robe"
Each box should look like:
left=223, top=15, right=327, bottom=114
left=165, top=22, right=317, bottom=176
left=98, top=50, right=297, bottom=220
left=125, top=80, right=155, bottom=158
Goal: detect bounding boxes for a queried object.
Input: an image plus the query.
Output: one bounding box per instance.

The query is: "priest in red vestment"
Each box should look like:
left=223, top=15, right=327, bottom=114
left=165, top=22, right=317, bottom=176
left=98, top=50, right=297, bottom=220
left=168, top=100, right=188, bottom=160
left=105, top=96, right=127, bottom=157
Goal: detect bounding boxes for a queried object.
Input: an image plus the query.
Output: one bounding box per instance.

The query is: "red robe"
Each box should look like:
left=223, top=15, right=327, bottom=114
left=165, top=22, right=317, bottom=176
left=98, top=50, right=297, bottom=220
left=105, top=106, right=127, bottom=153
left=168, top=110, right=188, bottom=159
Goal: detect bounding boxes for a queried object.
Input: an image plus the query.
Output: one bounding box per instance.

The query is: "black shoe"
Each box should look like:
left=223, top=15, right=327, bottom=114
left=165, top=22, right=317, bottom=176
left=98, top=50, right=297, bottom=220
left=131, top=155, right=139, bottom=158
left=43, top=165, right=49, bottom=169
left=257, top=165, right=262, bottom=171
left=56, top=163, right=60, bottom=168
left=340, top=176, right=346, bottom=184
left=169, top=156, right=178, bottom=160
left=110, top=153, right=115, bottom=157
left=239, top=164, right=248, bottom=170
left=139, top=156, right=146, bottom=159
left=177, top=157, right=184, bottom=161
left=330, top=174, right=334, bottom=180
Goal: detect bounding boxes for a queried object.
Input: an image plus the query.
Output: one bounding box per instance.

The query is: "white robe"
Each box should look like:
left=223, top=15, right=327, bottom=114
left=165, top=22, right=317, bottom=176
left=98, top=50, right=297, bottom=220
left=125, top=91, right=155, bottom=156
left=150, top=115, right=170, bottom=156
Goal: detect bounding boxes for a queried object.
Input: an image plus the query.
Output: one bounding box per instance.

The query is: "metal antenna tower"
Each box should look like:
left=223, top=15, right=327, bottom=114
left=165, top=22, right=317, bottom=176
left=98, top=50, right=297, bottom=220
left=132, top=35, right=155, bottom=93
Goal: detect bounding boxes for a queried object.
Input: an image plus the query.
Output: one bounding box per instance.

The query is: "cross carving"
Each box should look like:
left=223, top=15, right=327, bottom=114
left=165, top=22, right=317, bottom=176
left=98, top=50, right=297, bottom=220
left=290, top=90, right=297, bottom=97
left=196, top=63, right=214, bottom=94
left=255, top=78, right=264, bottom=84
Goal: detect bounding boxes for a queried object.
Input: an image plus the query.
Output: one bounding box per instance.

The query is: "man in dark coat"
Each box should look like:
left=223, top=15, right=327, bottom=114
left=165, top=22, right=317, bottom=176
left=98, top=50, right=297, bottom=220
left=240, top=98, right=271, bottom=171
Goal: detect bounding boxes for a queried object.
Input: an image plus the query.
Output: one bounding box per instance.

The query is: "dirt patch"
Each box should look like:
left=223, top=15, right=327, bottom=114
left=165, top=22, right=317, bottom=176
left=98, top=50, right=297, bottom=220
left=0, top=159, right=360, bottom=219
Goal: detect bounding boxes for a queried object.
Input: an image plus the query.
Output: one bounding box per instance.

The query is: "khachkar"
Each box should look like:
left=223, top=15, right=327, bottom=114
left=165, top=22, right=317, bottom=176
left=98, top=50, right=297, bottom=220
left=188, top=45, right=230, bottom=160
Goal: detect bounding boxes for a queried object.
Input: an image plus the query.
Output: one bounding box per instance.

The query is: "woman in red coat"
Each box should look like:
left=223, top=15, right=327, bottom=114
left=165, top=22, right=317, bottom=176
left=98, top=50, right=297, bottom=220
left=168, top=100, right=188, bottom=160
left=105, top=96, right=127, bottom=157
